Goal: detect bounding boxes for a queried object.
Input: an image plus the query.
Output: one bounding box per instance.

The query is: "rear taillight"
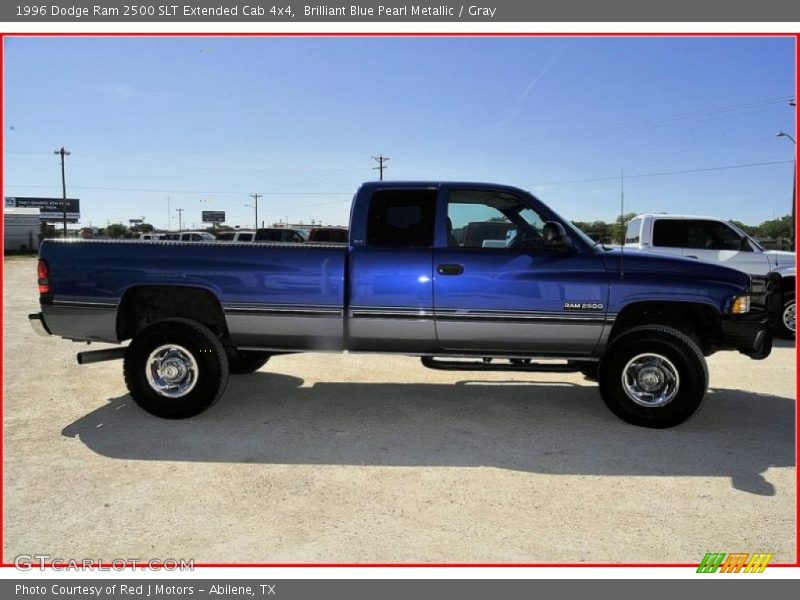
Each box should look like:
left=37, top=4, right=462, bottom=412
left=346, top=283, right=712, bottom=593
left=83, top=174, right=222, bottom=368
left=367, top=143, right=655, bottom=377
left=37, top=259, right=50, bottom=295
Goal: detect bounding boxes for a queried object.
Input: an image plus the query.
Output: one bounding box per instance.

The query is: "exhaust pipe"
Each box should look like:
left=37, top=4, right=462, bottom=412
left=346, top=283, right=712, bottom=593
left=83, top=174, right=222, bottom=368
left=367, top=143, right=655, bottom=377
left=77, top=347, right=127, bottom=365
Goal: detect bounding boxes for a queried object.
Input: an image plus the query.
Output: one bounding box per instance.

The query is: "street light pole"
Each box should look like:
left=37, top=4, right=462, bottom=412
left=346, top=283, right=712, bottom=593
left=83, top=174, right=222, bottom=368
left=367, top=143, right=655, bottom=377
left=54, top=147, right=71, bottom=237
left=176, top=208, right=184, bottom=232
left=777, top=131, right=796, bottom=251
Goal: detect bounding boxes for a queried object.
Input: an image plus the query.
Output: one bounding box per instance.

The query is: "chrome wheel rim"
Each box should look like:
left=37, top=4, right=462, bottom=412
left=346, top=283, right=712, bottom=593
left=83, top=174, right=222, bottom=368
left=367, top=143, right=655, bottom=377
left=621, top=353, right=680, bottom=408
left=782, top=301, right=796, bottom=333
left=145, top=344, right=199, bottom=398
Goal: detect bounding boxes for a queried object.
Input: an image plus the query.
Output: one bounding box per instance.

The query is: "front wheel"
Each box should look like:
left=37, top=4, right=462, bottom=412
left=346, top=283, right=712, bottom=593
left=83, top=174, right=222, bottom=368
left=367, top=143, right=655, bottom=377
left=778, top=293, right=795, bottom=339
left=123, top=318, right=230, bottom=419
left=598, top=325, right=708, bottom=428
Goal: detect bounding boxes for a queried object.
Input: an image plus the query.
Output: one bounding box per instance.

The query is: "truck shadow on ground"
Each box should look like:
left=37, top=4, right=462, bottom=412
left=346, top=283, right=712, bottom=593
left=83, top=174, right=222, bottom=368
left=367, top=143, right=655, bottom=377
left=61, top=373, right=795, bottom=496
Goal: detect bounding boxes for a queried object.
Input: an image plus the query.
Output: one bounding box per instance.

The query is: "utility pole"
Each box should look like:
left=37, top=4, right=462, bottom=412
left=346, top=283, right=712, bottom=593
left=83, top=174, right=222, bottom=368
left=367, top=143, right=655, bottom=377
left=372, top=155, right=389, bottom=181
left=54, top=146, right=71, bottom=237
left=777, top=131, right=796, bottom=250
left=249, top=193, right=262, bottom=230
left=176, top=208, right=184, bottom=232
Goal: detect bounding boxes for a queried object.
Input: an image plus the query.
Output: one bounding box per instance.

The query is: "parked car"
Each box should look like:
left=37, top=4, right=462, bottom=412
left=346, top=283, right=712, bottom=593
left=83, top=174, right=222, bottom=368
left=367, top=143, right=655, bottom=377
left=31, top=181, right=780, bottom=428
left=216, top=230, right=255, bottom=242
left=162, top=231, right=216, bottom=242
left=625, top=214, right=795, bottom=337
left=254, top=228, right=307, bottom=243
left=308, top=227, right=349, bottom=243
left=138, top=233, right=166, bottom=241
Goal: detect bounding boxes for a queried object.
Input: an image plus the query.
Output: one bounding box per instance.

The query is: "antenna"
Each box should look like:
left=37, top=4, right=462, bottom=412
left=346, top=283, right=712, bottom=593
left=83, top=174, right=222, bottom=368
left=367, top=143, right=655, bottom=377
left=620, top=168, right=625, bottom=282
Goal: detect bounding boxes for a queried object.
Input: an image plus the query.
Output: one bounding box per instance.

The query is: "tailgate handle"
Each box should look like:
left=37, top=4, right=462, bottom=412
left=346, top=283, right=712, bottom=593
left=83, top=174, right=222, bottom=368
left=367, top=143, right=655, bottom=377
left=437, top=263, right=464, bottom=276
left=686, top=255, right=698, bottom=259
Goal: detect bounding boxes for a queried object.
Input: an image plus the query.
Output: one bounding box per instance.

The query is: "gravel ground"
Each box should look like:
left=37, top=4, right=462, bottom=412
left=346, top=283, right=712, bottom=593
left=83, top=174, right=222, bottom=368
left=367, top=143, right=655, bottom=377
left=3, top=256, right=796, bottom=563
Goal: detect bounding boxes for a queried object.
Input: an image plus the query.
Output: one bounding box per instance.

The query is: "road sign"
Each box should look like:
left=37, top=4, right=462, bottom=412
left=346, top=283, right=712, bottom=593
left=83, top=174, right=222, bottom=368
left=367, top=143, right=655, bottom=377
left=202, top=210, right=225, bottom=223
left=5, top=197, right=80, bottom=222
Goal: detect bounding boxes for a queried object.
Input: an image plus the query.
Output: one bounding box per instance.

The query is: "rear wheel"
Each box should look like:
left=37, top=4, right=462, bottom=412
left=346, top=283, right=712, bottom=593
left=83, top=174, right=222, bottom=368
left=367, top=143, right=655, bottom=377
left=229, top=351, right=271, bottom=375
left=123, top=318, right=229, bottom=419
left=778, top=293, right=795, bottom=339
left=599, top=325, right=708, bottom=428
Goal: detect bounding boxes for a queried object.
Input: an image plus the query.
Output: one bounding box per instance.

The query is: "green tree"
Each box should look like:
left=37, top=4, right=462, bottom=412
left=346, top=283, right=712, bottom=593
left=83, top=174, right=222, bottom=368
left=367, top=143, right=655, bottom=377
left=105, top=223, right=129, bottom=239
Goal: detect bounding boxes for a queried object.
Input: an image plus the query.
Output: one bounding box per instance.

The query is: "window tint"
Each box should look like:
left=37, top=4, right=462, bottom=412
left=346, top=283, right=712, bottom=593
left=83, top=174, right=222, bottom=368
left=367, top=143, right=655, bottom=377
left=652, top=220, right=687, bottom=248
left=685, top=219, right=743, bottom=251
left=217, top=232, right=235, bottom=241
left=237, top=233, right=253, bottom=242
left=367, top=189, right=437, bottom=248
left=625, top=218, right=641, bottom=245
left=446, top=190, right=546, bottom=249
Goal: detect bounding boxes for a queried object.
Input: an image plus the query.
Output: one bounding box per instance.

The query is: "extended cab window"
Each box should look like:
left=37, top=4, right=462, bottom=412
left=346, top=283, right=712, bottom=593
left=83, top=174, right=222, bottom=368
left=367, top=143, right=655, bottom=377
left=652, top=219, right=687, bottom=248
left=367, top=189, right=437, bottom=247
left=446, top=190, right=546, bottom=249
left=685, top=219, right=745, bottom=251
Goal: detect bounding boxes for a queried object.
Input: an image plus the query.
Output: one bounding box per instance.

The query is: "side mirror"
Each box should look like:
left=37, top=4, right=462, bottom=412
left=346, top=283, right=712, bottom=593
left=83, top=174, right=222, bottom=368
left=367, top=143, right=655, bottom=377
left=542, top=221, right=574, bottom=252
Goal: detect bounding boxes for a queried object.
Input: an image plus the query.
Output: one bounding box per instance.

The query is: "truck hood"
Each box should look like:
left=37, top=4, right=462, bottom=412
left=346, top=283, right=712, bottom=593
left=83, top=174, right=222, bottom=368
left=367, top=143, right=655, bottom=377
left=764, top=249, right=795, bottom=270
left=600, top=248, right=751, bottom=288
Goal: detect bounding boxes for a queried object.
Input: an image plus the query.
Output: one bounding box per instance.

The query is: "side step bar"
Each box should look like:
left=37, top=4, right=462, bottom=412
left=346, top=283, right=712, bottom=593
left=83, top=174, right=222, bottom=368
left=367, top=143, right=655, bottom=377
left=77, top=348, right=127, bottom=365
left=421, top=356, right=590, bottom=373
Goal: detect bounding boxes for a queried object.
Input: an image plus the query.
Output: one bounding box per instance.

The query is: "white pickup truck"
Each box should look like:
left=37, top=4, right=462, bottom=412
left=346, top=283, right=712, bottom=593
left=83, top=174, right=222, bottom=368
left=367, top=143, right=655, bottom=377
left=625, top=214, right=795, bottom=337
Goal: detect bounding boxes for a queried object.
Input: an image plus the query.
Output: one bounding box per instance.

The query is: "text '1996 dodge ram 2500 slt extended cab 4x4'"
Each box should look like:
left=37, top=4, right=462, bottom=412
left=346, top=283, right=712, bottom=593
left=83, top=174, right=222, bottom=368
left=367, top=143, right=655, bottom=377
left=30, top=182, right=781, bottom=428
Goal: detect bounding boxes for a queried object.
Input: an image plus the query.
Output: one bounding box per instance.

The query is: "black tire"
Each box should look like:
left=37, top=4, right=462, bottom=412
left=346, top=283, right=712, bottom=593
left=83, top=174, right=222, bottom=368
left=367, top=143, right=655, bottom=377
left=778, top=293, right=795, bottom=340
left=229, top=351, right=271, bottom=375
left=123, top=318, right=230, bottom=419
left=598, top=325, right=708, bottom=429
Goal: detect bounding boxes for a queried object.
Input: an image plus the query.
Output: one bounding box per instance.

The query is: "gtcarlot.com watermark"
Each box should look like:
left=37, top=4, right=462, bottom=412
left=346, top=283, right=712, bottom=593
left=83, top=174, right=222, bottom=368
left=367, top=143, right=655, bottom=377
left=14, top=555, right=194, bottom=571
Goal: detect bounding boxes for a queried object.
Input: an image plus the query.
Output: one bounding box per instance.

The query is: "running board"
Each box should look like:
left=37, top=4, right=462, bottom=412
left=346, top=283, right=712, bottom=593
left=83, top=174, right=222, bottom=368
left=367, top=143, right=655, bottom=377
left=420, top=356, right=585, bottom=373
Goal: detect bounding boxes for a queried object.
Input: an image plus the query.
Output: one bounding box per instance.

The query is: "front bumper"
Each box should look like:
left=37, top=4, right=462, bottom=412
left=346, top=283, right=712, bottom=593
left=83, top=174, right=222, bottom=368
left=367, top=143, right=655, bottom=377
left=720, top=319, right=772, bottom=359
left=29, top=312, right=51, bottom=337
left=718, top=273, right=781, bottom=360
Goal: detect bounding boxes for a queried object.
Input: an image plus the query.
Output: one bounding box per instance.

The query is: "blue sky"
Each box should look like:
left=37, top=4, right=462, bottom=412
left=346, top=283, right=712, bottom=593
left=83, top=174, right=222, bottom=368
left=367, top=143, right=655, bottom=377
left=3, top=36, right=796, bottom=230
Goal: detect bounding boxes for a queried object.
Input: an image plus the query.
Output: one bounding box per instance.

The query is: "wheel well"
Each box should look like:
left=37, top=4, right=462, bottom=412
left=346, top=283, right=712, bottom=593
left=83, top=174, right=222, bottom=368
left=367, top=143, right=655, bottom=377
left=609, top=302, right=721, bottom=354
left=117, top=286, right=229, bottom=342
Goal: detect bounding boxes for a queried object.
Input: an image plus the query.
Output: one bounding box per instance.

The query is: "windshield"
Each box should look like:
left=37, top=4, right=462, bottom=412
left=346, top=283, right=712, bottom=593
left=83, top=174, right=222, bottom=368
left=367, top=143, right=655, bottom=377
left=727, top=220, right=764, bottom=251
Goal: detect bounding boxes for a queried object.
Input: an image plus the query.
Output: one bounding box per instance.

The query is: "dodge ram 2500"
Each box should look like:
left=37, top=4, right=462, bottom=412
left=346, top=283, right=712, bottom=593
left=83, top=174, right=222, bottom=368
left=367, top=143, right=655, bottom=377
left=30, top=181, right=780, bottom=428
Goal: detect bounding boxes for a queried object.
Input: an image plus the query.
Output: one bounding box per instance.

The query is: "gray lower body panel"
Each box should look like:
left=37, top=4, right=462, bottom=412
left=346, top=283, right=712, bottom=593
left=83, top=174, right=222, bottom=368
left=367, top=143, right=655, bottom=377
left=41, top=300, right=119, bottom=342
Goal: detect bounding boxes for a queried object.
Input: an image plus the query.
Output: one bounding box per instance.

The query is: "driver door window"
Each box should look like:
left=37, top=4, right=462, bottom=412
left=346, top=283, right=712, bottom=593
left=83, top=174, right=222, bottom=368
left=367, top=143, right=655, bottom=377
left=447, top=190, right=546, bottom=250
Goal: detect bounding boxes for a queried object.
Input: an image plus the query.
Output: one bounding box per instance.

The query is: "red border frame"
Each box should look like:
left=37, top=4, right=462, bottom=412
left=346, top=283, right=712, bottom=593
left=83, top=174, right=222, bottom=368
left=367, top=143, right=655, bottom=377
left=0, top=30, right=796, bottom=570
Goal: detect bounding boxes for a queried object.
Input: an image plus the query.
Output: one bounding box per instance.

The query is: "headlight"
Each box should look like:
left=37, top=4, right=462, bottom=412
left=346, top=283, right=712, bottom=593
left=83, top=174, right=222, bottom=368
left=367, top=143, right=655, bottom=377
left=732, top=295, right=751, bottom=314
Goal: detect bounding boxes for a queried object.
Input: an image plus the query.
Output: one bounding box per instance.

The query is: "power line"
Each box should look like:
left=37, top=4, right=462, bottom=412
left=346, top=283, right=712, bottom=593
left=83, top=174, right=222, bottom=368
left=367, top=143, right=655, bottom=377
left=523, top=159, right=795, bottom=188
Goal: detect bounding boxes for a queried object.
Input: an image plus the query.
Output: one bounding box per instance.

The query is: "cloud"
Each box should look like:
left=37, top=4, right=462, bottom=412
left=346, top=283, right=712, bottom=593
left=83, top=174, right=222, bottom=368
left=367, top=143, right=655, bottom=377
left=96, top=84, right=170, bottom=100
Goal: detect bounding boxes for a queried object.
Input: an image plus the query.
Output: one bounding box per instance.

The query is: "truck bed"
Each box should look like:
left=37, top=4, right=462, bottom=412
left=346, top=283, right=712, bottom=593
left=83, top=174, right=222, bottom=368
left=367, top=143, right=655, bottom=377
left=39, top=239, right=348, bottom=348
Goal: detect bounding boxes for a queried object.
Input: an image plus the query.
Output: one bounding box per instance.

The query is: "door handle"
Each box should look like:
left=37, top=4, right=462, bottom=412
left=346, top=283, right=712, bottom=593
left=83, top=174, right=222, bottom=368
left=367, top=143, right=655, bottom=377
left=686, top=255, right=698, bottom=259
left=437, top=263, right=464, bottom=276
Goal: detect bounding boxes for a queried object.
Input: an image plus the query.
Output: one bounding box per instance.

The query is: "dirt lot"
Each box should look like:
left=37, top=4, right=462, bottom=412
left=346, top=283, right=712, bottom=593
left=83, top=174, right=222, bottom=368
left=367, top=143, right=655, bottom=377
left=2, top=256, right=796, bottom=563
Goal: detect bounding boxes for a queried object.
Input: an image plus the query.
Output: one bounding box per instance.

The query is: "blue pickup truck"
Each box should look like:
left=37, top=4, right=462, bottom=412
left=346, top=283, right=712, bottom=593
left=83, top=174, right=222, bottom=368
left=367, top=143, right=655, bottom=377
left=30, top=181, right=780, bottom=428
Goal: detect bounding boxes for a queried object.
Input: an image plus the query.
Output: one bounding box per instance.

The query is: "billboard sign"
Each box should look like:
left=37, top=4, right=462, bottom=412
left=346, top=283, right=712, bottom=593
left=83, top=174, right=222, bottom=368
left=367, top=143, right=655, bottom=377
left=202, top=210, right=225, bottom=223
left=5, top=197, right=80, bottom=222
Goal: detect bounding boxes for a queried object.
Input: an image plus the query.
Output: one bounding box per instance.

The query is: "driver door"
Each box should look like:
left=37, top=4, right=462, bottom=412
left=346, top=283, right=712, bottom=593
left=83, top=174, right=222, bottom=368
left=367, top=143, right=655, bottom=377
left=433, top=188, right=608, bottom=355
